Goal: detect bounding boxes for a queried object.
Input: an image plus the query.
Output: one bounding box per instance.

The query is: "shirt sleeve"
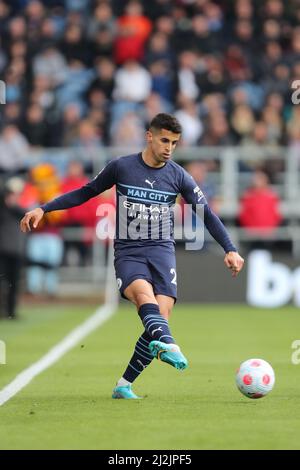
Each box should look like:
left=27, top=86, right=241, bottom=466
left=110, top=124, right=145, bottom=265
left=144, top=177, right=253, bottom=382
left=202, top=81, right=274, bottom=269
left=41, top=159, right=118, bottom=213
left=180, top=168, right=237, bottom=253
left=180, top=168, right=208, bottom=208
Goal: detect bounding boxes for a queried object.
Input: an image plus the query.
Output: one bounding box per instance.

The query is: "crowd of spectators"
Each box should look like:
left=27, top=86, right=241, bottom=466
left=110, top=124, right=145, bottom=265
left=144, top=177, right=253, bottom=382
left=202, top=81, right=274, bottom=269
left=0, top=0, right=299, bottom=173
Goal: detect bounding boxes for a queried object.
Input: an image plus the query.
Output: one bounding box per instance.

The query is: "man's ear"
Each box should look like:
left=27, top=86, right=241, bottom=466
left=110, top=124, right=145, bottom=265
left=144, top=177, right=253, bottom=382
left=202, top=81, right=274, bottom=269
left=146, top=130, right=153, bottom=143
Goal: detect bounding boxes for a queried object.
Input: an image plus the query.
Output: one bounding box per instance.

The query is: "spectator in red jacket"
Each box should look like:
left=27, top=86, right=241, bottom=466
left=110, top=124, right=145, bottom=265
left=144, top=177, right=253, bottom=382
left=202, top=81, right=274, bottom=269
left=239, top=170, right=282, bottom=235
left=114, top=0, right=152, bottom=65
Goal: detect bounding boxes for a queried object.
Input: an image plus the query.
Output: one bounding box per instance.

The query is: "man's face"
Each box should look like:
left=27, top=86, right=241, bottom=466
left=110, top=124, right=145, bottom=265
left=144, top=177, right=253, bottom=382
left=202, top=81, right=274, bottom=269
left=147, top=128, right=181, bottom=164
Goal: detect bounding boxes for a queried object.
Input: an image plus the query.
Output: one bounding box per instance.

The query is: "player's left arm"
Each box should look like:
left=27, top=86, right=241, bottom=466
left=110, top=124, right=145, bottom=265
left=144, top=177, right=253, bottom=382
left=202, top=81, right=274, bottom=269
left=180, top=169, right=244, bottom=277
left=224, top=250, right=244, bottom=278
left=203, top=204, right=244, bottom=277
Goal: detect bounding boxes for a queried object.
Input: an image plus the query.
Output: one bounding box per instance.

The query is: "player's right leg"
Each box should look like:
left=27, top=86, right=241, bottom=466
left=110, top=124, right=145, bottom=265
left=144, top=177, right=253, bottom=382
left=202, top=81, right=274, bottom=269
left=112, top=280, right=156, bottom=399
left=112, top=253, right=155, bottom=398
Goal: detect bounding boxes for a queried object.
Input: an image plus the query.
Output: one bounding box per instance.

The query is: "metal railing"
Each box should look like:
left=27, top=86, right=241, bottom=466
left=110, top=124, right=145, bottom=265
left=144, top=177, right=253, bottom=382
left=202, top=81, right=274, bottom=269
left=26, top=144, right=300, bottom=210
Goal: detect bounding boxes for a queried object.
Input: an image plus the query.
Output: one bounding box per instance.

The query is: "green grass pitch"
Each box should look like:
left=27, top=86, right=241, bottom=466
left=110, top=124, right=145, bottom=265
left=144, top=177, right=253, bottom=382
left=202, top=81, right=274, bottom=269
left=0, top=303, right=300, bottom=450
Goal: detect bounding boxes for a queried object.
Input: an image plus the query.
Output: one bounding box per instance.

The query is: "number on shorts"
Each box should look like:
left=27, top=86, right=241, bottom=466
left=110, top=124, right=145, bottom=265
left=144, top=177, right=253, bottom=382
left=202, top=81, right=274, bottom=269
left=170, top=268, right=177, bottom=285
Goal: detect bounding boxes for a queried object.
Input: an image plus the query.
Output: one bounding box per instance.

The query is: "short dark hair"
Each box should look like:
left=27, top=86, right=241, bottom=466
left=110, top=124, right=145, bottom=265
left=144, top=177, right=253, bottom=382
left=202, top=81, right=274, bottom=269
left=150, top=113, right=182, bottom=134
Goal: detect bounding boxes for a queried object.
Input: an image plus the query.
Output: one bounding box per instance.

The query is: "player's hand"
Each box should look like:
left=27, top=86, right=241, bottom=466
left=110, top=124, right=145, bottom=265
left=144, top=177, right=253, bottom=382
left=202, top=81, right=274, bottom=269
left=20, top=207, right=44, bottom=233
left=224, top=251, right=244, bottom=277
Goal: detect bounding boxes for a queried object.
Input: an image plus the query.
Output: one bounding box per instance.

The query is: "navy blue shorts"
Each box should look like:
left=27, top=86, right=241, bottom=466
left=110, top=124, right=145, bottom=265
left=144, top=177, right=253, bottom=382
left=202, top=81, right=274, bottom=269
left=114, top=245, right=177, bottom=301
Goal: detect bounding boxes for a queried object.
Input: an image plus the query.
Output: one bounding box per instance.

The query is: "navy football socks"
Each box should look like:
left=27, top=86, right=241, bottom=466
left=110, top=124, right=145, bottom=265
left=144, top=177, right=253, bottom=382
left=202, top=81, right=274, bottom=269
left=122, top=303, right=175, bottom=383
left=123, top=330, right=153, bottom=383
left=138, top=303, right=175, bottom=344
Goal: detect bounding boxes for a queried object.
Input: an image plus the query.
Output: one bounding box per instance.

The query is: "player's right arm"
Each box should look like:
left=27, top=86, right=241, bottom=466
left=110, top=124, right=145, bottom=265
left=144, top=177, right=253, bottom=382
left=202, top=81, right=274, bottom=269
left=20, top=159, right=118, bottom=233
left=20, top=207, right=44, bottom=232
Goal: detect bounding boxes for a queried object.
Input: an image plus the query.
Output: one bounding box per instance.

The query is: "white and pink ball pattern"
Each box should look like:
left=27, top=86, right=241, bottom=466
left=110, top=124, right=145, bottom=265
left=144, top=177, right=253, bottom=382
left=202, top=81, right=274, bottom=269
left=236, top=359, right=275, bottom=399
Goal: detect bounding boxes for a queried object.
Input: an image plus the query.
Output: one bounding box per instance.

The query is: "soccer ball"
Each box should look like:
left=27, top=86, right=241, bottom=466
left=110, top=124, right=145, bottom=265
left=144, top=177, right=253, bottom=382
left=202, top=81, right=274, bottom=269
left=235, top=358, right=275, bottom=399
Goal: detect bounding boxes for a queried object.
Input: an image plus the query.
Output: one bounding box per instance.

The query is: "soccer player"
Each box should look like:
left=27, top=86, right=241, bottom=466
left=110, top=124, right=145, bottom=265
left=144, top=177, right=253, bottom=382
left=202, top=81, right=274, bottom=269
left=20, top=113, right=244, bottom=399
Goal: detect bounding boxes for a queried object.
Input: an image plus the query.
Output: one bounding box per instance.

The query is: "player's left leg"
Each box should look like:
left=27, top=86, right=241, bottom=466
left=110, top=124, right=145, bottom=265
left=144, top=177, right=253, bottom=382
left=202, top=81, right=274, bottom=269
left=156, top=294, right=174, bottom=320
left=146, top=247, right=188, bottom=370
left=149, top=294, right=188, bottom=370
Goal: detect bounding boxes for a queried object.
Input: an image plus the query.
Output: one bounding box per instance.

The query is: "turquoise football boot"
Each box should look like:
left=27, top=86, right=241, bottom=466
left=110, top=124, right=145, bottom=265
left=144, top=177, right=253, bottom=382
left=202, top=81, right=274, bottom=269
left=112, top=384, right=142, bottom=399
left=149, top=341, right=188, bottom=370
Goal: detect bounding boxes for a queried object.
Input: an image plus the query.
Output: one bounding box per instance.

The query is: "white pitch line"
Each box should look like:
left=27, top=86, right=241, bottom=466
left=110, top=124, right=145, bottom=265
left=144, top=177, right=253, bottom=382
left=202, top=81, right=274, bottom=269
left=0, top=243, right=118, bottom=407
left=0, top=304, right=116, bottom=407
